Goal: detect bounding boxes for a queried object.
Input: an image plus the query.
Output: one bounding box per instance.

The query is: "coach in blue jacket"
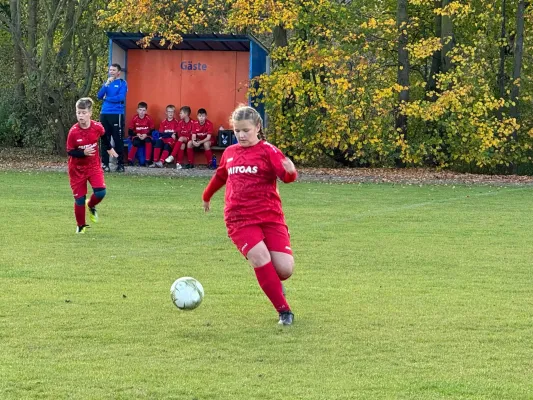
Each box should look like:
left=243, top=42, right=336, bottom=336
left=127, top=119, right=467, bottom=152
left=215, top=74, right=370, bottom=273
left=97, top=63, right=128, bottom=172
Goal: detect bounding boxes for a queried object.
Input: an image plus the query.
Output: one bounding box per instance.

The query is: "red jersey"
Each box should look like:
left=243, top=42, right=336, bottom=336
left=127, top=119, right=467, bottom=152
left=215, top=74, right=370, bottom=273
left=203, top=141, right=297, bottom=227
left=66, top=120, right=105, bottom=172
left=177, top=119, right=195, bottom=138
left=193, top=120, right=214, bottom=140
left=159, top=119, right=180, bottom=139
left=129, top=114, right=155, bottom=136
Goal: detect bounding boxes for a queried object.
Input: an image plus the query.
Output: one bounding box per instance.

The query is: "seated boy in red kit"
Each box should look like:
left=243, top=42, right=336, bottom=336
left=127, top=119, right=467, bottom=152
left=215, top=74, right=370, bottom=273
left=151, top=105, right=179, bottom=168
left=191, top=108, right=215, bottom=169
left=165, top=106, right=195, bottom=169
left=127, top=101, right=155, bottom=166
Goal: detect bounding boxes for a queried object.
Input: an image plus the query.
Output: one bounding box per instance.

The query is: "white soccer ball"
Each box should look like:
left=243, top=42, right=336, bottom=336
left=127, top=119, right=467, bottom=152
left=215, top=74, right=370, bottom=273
left=170, top=277, right=204, bottom=310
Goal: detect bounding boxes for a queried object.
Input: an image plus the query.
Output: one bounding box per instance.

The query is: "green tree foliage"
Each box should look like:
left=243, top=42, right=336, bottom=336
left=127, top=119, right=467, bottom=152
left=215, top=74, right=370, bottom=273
left=0, top=0, right=107, bottom=154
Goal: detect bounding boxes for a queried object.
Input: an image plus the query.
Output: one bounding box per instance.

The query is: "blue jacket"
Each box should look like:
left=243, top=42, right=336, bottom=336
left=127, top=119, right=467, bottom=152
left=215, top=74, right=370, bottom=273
left=97, top=79, right=128, bottom=114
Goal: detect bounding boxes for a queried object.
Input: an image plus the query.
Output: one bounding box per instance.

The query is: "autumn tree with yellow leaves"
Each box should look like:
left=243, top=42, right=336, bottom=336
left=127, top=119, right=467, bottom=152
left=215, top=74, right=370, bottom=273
left=100, top=0, right=533, bottom=171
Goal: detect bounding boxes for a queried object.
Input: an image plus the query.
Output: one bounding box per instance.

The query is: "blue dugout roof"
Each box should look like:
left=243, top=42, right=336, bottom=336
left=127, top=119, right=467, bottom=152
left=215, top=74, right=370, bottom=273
left=106, top=32, right=269, bottom=53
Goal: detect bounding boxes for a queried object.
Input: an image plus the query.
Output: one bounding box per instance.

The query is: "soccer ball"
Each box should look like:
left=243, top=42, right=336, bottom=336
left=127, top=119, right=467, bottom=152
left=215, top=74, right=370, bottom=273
left=170, top=277, right=204, bottom=310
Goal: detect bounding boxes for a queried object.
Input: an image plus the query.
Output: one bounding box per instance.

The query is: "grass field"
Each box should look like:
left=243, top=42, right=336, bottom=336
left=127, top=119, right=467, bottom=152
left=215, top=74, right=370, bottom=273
left=1, top=171, right=532, bottom=399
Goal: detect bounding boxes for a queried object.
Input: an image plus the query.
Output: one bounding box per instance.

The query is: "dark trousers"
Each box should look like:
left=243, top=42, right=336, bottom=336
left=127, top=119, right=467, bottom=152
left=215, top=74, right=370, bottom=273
left=100, top=113, right=125, bottom=166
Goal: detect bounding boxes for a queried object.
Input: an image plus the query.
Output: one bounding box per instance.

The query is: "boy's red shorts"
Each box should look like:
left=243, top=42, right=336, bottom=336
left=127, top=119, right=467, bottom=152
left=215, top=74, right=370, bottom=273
left=69, top=169, right=105, bottom=198
left=227, top=222, right=292, bottom=257
left=178, top=133, right=192, bottom=141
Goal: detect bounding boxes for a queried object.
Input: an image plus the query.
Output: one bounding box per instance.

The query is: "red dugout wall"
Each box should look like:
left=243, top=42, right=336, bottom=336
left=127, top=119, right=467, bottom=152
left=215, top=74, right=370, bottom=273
left=126, top=50, right=250, bottom=136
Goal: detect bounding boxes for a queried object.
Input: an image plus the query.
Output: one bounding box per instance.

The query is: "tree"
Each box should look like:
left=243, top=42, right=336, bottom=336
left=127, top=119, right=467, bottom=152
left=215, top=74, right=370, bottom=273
left=510, top=0, right=525, bottom=122
left=396, top=0, right=410, bottom=142
left=0, top=0, right=106, bottom=153
left=95, top=0, right=533, bottom=170
left=99, top=0, right=229, bottom=47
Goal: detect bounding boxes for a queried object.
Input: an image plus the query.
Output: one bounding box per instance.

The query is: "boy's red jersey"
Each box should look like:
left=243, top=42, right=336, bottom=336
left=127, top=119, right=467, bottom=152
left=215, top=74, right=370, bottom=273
left=129, top=114, right=155, bottom=136
left=177, top=119, right=195, bottom=139
left=193, top=120, right=214, bottom=140
left=203, top=140, right=297, bottom=227
left=66, top=121, right=105, bottom=172
left=159, top=119, right=180, bottom=138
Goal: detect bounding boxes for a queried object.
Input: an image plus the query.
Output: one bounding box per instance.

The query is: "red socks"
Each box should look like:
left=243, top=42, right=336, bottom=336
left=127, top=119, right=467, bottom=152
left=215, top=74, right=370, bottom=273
left=187, top=147, right=194, bottom=165
left=205, top=149, right=213, bottom=165
left=170, top=144, right=180, bottom=159
left=177, top=147, right=185, bottom=164
left=87, top=194, right=103, bottom=209
left=160, top=150, right=170, bottom=162
left=129, top=143, right=153, bottom=163
left=74, top=203, right=85, bottom=226
left=127, top=146, right=137, bottom=162
left=254, top=261, right=290, bottom=313
left=153, top=148, right=162, bottom=162
left=145, top=142, right=152, bottom=162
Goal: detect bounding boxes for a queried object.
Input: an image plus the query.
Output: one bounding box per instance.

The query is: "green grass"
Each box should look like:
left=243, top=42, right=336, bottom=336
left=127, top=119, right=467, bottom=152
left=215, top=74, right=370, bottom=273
left=0, top=171, right=532, bottom=399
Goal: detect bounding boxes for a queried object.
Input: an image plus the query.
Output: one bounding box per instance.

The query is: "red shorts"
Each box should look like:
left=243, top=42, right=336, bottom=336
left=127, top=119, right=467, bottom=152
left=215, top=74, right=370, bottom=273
left=69, top=168, right=105, bottom=198
left=161, top=137, right=175, bottom=146
left=178, top=133, right=192, bottom=141
left=197, top=135, right=216, bottom=146
left=227, top=222, right=292, bottom=257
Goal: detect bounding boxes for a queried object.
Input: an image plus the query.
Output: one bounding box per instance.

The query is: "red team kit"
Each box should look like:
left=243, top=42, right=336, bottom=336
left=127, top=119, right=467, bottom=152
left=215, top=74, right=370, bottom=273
left=203, top=140, right=297, bottom=257
left=67, top=121, right=107, bottom=198
left=128, top=112, right=216, bottom=168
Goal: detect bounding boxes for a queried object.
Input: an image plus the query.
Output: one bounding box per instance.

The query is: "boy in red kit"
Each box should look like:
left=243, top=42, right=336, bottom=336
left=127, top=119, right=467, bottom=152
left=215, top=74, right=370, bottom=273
left=67, top=97, right=118, bottom=233
left=127, top=102, right=155, bottom=166
left=191, top=108, right=215, bottom=169
left=202, top=105, right=297, bottom=326
left=165, top=106, right=195, bottom=169
left=150, top=105, right=179, bottom=168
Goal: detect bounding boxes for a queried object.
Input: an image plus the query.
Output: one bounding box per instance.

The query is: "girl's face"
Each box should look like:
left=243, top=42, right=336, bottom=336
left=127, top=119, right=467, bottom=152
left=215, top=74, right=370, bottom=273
left=233, top=119, right=261, bottom=147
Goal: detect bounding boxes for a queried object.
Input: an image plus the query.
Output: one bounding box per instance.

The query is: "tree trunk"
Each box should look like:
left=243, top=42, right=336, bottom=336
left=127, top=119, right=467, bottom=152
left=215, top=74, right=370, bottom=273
left=509, top=0, right=525, bottom=122
left=396, top=0, right=410, bottom=141
left=273, top=24, right=288, bottom=48
left=427, top=0, right=442, bottom=97
left=498, top=0, right=507, bottom=100
left=9, top=0, right=24, bottom=100
left=27, top=0, right=38, bottom=60
left=441, top=0, right=455, bottom=73
left=509, top=0, right=525, bottom=174
left=54, top=113, right=68, bottom=155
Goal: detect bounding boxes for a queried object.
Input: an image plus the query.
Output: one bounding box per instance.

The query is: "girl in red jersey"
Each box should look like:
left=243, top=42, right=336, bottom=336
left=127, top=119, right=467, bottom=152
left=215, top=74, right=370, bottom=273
left=67, top=98, right=118, bottom=233
left=202, top=106, right=297, bottom=325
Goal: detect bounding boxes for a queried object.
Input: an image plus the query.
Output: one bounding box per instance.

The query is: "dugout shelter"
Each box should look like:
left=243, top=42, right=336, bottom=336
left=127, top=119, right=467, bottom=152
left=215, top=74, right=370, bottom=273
left=106, top=32, right=269, bottom=164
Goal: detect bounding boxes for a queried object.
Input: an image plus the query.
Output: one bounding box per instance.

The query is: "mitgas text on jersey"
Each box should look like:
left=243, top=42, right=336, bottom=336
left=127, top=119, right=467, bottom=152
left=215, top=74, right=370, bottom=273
left=78, top=143, right=97, bottom=150
left=227, top=166, right=259, bottom=175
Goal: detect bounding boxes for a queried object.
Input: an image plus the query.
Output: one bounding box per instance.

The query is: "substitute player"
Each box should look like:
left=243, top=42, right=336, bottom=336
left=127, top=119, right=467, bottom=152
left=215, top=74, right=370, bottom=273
left=165, top=106, right=195, bottom=169
left=191, top=108, right=215, bottom=169
left=67, top=97, right=118, bottom=233
left=127, top=101, right=155, bottom=166
left=202, top=105, right=297, bottom=326
left=151, top=105, right=179, bottom=168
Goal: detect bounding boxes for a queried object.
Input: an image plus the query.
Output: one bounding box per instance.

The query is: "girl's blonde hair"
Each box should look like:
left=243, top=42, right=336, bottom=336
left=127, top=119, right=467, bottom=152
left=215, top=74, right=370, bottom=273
left=230, top=105, right=265, bottom=140
left=76, top=97, right=94, bottom=111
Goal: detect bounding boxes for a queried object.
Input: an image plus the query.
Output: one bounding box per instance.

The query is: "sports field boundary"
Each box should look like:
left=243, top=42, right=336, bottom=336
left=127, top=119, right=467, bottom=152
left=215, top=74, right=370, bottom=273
left=1, top=148, right=532, bottom=186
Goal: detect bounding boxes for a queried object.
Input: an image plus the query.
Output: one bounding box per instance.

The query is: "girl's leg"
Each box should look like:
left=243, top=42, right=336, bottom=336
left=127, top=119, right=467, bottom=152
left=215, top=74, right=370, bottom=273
left=246, top=241, right=291, bottom=315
